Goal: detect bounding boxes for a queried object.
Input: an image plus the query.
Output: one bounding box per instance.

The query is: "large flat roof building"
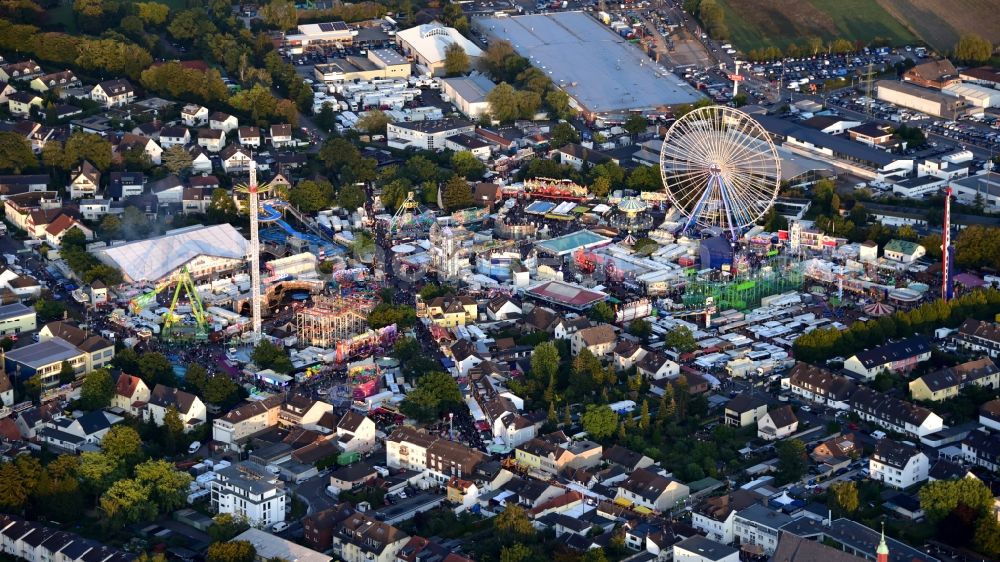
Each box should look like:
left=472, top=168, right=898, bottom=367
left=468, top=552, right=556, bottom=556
left=96, top=223, right=248, bottom=283
left=285, top=21, right=358, bottom=51
left=395, top=23, right=483, bottom=76
left=474, top=11, right=702, bottom=115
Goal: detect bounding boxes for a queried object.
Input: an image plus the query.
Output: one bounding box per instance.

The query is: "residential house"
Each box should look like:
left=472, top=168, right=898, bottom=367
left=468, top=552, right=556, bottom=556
left=181, top=104, right=209, bottom=127
left=955, top=318, right=1000, bottom=358
left=909, top=357, right=1000, bottom=401
left=870, top=439, right=929, bottom=490
left=0, top=371, right=13, bottom=407
left=302, top=503, right=355, bottom=552
left=212, top=395, right=283, bottom=449
left=107, top=172, right=145, bottom=200
left=336, top=410, right=377, bottom=452
left=4, top=337, right=87, bottom=388
left=148, top=174, right=184, bottom=205
left=636, top=351, right=680, bottom=380
left=238, top=127, right=261, bottom=148
left=181, top=187, right=213, bottom=214
left=691, top=489, right=764, bottom=544
left=0, top=60, right=42, bottom=81
left=903, top=59, right=960, bottom=89
left=553, top=316, right=591, bottom=340
left=848, top=123, right=894, bottom=147
left=189, top=145, right=213, bottom=173
left=331, top=512, right=409, bottom=562
left=614, top=341, right=647, bottom=372
left=221, top=144, right=253, bottom=174
left=449, top=339, right=484, bottom=376
left=423, top=295, right=477, bottom=327
left=8, top=91, right=42, bottom=116
left=0, top=82, right=14, bottom=104
left=811, top=433, right=863, bottom=467
left=732, top=504, right=792, bottom=556
left=89, top=79, right=134, bottom=108
left=209, top=112, right=239, bottom=134
left=44, top=215, right=94, bottom=247
left=515, top=431, right=602, bottom=475
left=603, top=444, right=655, bottom=472
left=29, top=70, right=79, bottom=93
left=724, top=395, right=768, bottom=427
left=980, top=398, right=1000, bottom=432
left=158, top=126, right=191, bottom=149
left=40, top=411, right=121, bottom=453
left=0, top=303, right=35, bottom=337
left=843, top=336, right=932, bottom=380
left=571, top=324, right=617, bottom=357
left=850, top=388, right=944, bottom=438
left=785, top=362, right=857, bottom=409
left=446, top=476, right=479, bottom=510
left=145, top=384, right=206, bottom=432
left=328, top=463, right=378, bottom=493
left=69, top=162, right=100, bottom=199
left=672, top=536, right=739, bottom=562
left=111, top=374, right=150, bottom=415
left=962, top=429, right=1000, bottom=471
left=117, top=133, right=163, bottom=166
left=487, top=295, right=521, bottom=321
left=615, top=468, right=690, bottom=512
left=770, top=533, right=868, bottom=562
left=557, top=143, right=616, bottom=170
left=387, top=118, right=475, bottom=151
left=211, top=462, right=287, bottom=527
left=278, top=394, right=333, bottom=427
left=386, top=426, right=484, bottom=485
left=198, top=128, right=226, bottom=153
left=270, top=124, right=293, bottom=147
left=757, top=406, right=798, bottom=441
left=493, top=411, right=536, bottom=449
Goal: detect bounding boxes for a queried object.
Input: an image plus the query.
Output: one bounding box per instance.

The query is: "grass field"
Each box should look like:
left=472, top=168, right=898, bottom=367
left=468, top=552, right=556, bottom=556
left=877, top=0, right=1000, bottom=52
left=717, top=0, right=917, bottom=51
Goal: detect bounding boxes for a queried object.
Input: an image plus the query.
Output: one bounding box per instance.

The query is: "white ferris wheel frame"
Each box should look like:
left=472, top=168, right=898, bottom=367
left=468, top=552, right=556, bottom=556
left=659, top=105, right=781, bottom=238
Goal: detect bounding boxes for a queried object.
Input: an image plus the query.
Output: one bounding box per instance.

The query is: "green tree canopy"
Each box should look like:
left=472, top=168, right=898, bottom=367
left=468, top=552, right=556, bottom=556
left=400, top=371, right=463, bottom=422
left=288, top=179, right=334, bottom=213
left=441, top=174, right=474, bottom=210
left=581, top=405, right=617, bottom=440
left=954, top=33, right=993, bottom=64
left=0, top=132, right=36, bottom=173
left=443, top=43, right=470, bottom=76
left=206, top=541, right=256, bottom=562
left=79, top=369, right=114, bottom=410
left=919, top=477, right=995, bottom=522
left=665, top=326, right=697, bottom=353
left=451, top=151, right=487, bottom=181
left=101, top=425, right=144, bottom=468
left=775, top=439, right=806, bottom=484
left=252, top=340, right=293, bottom=374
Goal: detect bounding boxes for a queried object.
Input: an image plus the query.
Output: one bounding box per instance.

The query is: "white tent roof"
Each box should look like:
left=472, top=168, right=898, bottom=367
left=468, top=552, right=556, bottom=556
left=396, top=23, right=483, bottom=65
left=98, top=224, right=248, bottom=282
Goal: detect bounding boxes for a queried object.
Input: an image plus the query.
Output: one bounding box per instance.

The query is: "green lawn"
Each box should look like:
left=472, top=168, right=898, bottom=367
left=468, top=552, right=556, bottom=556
left=716, top=0, right=916, bottom=52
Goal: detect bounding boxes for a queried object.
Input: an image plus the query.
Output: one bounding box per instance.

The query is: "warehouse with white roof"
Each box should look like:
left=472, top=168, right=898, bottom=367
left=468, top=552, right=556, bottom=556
left=395, top=23, right=483, bottom=76
left=96, top=224, right=249, bottom=283
left=942, top=82, right=1000, bottom=108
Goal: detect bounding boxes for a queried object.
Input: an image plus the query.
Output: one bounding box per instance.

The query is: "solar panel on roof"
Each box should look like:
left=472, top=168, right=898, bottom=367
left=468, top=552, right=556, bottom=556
left=319, top=22, right=334, bottom=31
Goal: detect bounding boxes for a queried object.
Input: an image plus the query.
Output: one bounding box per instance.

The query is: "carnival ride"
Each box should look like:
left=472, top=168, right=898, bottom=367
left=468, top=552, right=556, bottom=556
left=681, top=255, right=803, bottom=311
left=608, top=197, right=655, bottom=242
left=296, top=295, right=376, bottom=348
left=258, top=201, right=329, bottom=246
left=659, top=106, right=780, bottom=238
left=234, top=162, right=271, bottom=344
left=522, top=178, right=589, bottom=201
left=128, top=266, right=211, bottom=341
left=389, top=191, right=435, bottom=236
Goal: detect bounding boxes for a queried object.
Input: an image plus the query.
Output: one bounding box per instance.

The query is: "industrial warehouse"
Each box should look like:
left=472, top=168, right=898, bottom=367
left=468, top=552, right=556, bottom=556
left=473, top=11, right=702, bottom=116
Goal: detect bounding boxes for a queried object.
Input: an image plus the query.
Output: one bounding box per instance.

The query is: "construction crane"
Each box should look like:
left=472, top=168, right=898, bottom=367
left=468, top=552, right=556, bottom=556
left=162, top=266, right=211, bottom=341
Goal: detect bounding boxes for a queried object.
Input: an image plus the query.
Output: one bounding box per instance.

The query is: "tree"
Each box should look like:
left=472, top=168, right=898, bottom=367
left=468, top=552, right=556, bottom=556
left=581, top=405, right=617, bottom=440
left=59, top=360, right=77, bottom=385
left=531, top=342, right=560, bottom=385
left=259, top=0, right=297, bottom=29
left=138, top=352, right=175, bottom=386
left=441, top=174, right=474, bottom=210
left=101, top=425, right=144, bottom=468
left=121, top=206, right=151, bottom=239
left=954, top=33, right=993, bottom=64
left=0, top=132, right=36, bottom=173
left=206, top=542, right=256, bottom=562
left=135, top=2, right=169, bottom=25
left=357, top=109, right=391, bottom=135
left=828, top=481, right=859, bottom=514
left=500, top=544, right=531, bottom=562
left=638, top=399, right=650, bottom=430
left=974, top=516, right=1000, bottom=558
left=546, top=89, right=573, bottom=120
left=204, top=375, right=241, bottom=406
left=162, top=144, right=193, bottom=174
left=207, top=188, right=239, bottom=223
left=78, top=451, right=121, bottom=500
left=451, top=151, right=486, bottom=180
left=337, top=183, right=366, bottom=211
left=624, top=115, right=648, bottom=137
left=134, top=459, right=192, bottom=513
left=208, top=514, right=250, bottom=542
left=0, top=462, right=27, bottom=511
left=775, top=439, right=806, bottom=484
left=162, top=406, right=185, bottom=453
left=184, top=363, right=208, bottom=394
left=550, top=122, right=580, bottom=148
left=401, top=371, right=463, bottom=422
left=443, top=43, right=470, bottom=76
left=23, top=373, right=42, bottom=403
left=589, top=176, right=611, bottom=198
left=368, top=304, right=416, bottom=329
left=494, top=504, right=535, bottom=542
left=486, top=82, right=522, bottom=123
left=665, top=326, right=697, bottom=353
left=588, top=301, right=614, bottom=323
left=288, top=179, right=334, bottom=213
left=99, top=214, right=122, bottom=239
left=100, top=478, right=155, bottom=523
left=628, top=319, right=652, bottom=341
left=919, top=478, right=995, bottom=523
left=60, top=132, right=112, bottom=171
left=79, top=369, right=113, bottom=410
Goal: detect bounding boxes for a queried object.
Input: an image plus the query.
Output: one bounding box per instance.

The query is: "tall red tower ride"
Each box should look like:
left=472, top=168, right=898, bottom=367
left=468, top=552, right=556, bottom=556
left=942, top=187, right=954, bottom=301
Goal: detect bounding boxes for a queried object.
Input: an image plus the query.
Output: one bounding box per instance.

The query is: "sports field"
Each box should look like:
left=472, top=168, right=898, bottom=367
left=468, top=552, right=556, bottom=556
left=716, top=0, right=916, bottom=51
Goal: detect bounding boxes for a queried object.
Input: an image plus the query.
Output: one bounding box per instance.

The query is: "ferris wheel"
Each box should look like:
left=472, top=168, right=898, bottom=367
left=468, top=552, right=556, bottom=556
left=659, top=105, right=780, bottom=238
